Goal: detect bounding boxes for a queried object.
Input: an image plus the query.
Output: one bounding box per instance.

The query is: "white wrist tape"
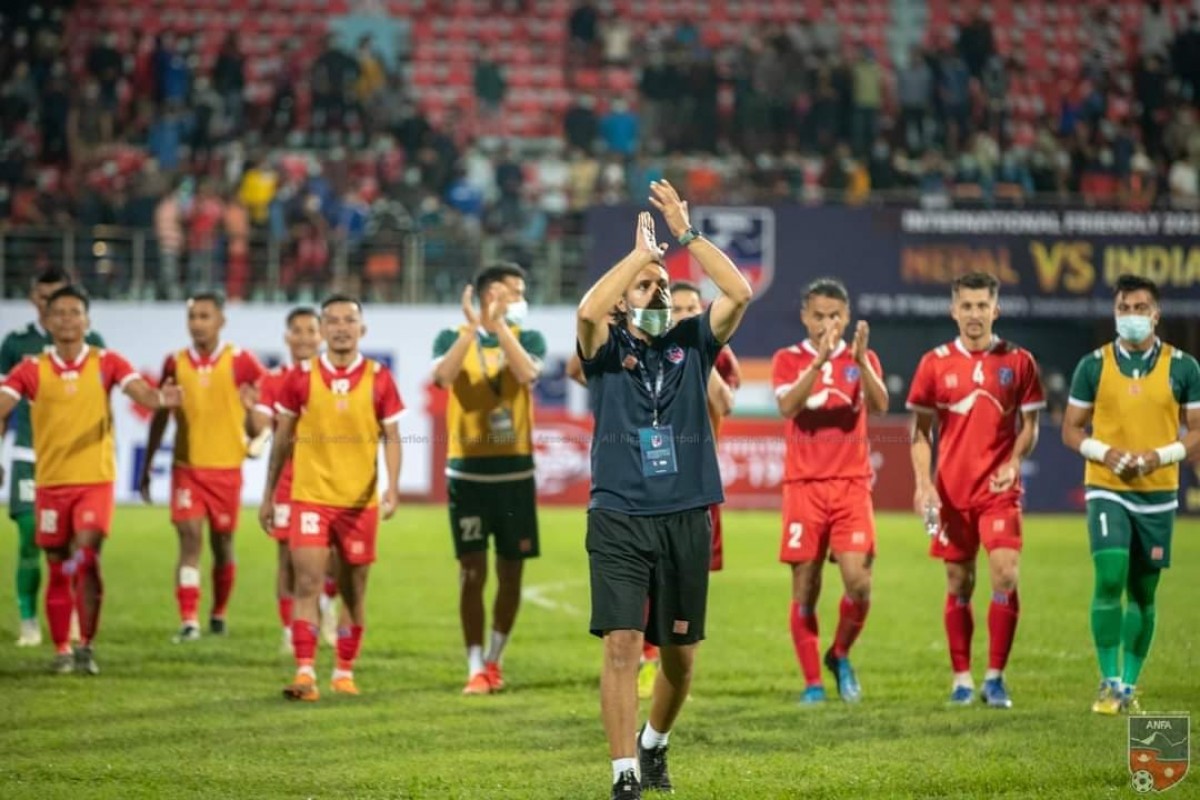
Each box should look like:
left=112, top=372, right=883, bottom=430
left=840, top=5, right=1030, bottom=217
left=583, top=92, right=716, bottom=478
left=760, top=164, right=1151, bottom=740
left=1080, top=438, right=1111, bottom=463
left=1155, top=441, right=1187, bottom=466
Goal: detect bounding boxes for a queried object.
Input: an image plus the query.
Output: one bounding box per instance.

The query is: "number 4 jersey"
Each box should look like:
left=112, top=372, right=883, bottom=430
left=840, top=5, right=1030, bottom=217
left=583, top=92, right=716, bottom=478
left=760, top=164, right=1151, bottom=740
left=771, top=340, right=883, bottom=482
left=906, top=337, right=1045, bottom=510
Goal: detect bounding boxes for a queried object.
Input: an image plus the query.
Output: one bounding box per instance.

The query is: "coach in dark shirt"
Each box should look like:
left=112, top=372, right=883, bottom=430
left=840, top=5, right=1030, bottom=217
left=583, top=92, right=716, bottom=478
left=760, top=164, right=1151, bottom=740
left=577, top=181, right=752, bottom=800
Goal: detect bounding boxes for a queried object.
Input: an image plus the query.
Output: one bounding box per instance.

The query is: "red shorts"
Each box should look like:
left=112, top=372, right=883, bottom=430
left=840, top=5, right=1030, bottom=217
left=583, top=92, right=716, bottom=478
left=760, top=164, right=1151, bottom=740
left=780, top=478, right=876, bottom=564
left=171, top=466, right=243, bottom=533
left=35, top=483, right=115, bottom=549
left=930, top=498, right=1023, bottom=562
left=289, top=501, right=379, bottom=565
left=270, top=479, right=293, bottom=543
left=709, top=503, right=724, bottom=572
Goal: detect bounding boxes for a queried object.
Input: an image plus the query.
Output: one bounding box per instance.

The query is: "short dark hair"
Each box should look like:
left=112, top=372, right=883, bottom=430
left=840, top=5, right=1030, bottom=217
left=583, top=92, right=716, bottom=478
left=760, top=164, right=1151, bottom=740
left=33, top=267, right=71, bottom=287
left=1113, top=274, right=1160, bottom=303
left=951, top=271, right=1000, bottom=297
left=803, top=277, right=849, bottom=305
left=46, top=285, right=90, bottom=312
left=320, top=293, right=363, bottom=313
left=187, top=291, right=225, bottom=310
left=474, top=262, right=527, bottom=297
left=670, top=280, right=702, bottom=298
left=286, top=306, right=319, bottom=326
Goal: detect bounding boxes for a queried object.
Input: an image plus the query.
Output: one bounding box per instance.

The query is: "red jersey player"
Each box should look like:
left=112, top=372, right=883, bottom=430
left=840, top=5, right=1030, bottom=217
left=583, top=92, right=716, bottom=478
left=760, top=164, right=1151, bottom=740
left=0, top=286, right=181, bottom=674
left=260, top=295, right=404, bottom=700
left=249, top=307, right=325, bottom=653
left=907, top=272, right=1045, bottom=709
left=141, top=293, right=265, bottom=642
left=772, top=278, right=888, bottom=704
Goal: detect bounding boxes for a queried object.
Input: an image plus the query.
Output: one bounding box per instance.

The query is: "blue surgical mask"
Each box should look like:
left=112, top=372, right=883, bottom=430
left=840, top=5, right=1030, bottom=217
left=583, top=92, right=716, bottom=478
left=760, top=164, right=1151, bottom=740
left=504, top=300, right=528, bottom=327
left=630, top=307, right=672, bottom=338
left=1116, top=314, right=1154, bottom=344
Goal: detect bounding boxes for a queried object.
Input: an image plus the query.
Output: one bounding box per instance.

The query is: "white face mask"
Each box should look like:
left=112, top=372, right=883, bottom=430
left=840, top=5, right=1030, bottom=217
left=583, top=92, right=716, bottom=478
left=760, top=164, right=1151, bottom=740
left=1115, top=314, right=1154, bottom=344
left=504, top=299, right=528, bottom=326
left=629, top=306, right=672, bottom=338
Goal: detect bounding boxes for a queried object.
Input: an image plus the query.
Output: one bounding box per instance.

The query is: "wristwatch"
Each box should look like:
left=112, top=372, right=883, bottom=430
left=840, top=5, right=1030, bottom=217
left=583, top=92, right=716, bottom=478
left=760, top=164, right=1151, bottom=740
left=677, top=227, right=702, bottom=246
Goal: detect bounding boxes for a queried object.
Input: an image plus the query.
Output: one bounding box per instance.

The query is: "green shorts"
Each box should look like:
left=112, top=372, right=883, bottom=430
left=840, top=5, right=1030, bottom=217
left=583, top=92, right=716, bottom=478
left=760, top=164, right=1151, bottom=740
left=447, top=477, right=539, bottom=561
left=1086, top=493, right=1175, bottom=569
left=7, top=460, right=35, bottom=519
left=587, top=507, right=712, bottom=647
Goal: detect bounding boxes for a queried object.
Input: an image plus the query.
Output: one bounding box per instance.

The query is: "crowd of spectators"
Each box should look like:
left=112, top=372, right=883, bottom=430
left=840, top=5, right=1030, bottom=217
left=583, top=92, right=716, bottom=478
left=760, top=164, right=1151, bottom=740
left=2, top=1, right=1200, bottom=300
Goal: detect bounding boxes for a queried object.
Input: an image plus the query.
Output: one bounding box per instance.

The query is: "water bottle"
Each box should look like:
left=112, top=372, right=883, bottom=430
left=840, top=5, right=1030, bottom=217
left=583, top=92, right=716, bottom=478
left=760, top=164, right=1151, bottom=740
left=923, top=502, right=940, bottom=538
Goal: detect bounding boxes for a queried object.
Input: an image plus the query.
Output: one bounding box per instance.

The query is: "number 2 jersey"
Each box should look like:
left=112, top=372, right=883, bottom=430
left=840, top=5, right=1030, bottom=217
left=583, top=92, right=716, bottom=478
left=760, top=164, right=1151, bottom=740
left=906, top=337, right=1045, bottom=511
left=770, top=340, right=883, bottom=483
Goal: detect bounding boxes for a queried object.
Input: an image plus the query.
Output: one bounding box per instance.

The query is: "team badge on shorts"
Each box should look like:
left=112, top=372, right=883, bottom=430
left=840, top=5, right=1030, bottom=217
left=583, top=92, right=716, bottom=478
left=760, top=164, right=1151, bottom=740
left=1129, top=714, right=1189, bottom=793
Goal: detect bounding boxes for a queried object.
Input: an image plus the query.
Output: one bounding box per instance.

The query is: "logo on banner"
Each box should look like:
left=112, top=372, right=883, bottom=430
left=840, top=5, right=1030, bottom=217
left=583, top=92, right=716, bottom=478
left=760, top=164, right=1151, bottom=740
left=664, top=207, right=775, bottom=298
left=1129, top=714, right=1189, bottom=793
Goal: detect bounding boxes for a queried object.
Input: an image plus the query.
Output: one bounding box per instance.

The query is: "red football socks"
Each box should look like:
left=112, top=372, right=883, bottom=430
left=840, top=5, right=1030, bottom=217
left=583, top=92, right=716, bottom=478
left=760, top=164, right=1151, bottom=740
left=291, top=619, right=318, bottom=667
left=832, top=595, right=870, bottom=659
left=212, top=562, right=236, bottom=618
left=790, top=601, right=822, bottom=686
left=944, top=594, right=974, bottom=673
left=46, top=560, right=73, bottom=653
left=176, top=585, right=199, bottom=624
left=336, top=625, right=364, bottom=672
left=988, top=590, right=1020, bottom=672
left=277, top=596, right=294, bottom=628
left=71, top=546, right=102, bottom=646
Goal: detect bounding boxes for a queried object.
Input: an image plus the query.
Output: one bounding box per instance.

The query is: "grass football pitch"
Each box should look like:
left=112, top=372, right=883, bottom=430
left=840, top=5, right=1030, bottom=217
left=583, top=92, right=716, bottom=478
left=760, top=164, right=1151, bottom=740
left=0, top=506, right=1196, bottom=800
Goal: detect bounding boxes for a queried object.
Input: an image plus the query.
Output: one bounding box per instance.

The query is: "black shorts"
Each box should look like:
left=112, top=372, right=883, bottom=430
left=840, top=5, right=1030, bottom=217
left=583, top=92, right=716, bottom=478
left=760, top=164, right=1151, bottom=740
left=448, top=477, right=540, bottom=561
left=586, top=507, right=712, bottom=647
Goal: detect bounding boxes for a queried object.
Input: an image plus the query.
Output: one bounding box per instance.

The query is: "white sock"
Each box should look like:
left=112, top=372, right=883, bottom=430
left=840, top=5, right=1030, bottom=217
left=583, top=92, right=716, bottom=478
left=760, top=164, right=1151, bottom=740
left=953, top=671, right=974, bottom=689
left=318, top=593, right=333, bottom=617
left=297, top=665, right=316, bottom=678
left=1104, top=676, right=1121, bottom=687
left=332, top=668, right=353, bottom=681
left=485, top=630, right=509, bottom=664
left=640, top=722, right=669, bottom=750
left=984, top=669, right=1002, bottom=681
left=467, top=644, right=485, bottom=677
left=612, top=758, right=637, bottom=783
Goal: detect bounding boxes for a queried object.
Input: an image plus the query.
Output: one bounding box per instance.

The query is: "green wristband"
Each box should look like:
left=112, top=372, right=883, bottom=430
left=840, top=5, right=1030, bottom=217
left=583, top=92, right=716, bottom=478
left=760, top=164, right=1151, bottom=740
left=677, top=227, right=701, bottom=246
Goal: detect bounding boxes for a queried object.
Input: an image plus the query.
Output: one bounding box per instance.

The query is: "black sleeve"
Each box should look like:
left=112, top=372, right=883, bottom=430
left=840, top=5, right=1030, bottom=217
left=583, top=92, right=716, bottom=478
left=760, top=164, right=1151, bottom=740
left=577, top=324, right=618, bottom=378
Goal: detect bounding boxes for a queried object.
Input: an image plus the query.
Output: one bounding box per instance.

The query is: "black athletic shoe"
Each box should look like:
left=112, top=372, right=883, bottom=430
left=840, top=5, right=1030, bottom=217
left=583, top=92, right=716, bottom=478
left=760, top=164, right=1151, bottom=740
left=611, top=769, right=641, bottom=800
left=637, top=726, right=675, bottom=793
left=74, top=645, right=100, bottom=676
left=209, top=617, right=227, bottom=636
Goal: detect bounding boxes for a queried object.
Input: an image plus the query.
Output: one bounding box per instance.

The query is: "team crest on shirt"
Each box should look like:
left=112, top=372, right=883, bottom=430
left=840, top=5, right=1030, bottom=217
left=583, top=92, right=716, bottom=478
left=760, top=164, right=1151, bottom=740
left=665, top=345, right=685, bottom=365
left=998, top=367, right=1014, bottom=386
left=663, top=207, right=775, bottom=297
left=945, top=374, right=958, bottom=388
left=197, top=365, right=212, bottom=388
left=844, top=365, right=860, bottom=382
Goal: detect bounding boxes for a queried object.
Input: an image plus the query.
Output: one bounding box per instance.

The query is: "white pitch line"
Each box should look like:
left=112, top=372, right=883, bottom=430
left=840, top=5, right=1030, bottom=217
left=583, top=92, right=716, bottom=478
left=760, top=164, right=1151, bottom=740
left=522, top=581, right=585, bottom=617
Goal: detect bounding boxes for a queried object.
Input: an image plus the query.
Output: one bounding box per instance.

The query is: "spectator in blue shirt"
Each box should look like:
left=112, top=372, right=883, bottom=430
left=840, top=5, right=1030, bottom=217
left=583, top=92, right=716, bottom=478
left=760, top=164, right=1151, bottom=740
left=601, top=98, right=640, bottom=158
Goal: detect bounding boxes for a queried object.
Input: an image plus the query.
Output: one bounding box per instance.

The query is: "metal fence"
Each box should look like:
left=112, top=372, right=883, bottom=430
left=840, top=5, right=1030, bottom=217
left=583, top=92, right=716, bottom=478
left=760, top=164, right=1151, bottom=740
left=0, top=226, right=591, bottom=305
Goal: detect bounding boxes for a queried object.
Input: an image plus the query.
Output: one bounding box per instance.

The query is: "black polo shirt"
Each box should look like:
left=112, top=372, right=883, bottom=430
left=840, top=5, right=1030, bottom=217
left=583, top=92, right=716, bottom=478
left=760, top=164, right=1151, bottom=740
left=579, top=307, right=725, bottom=516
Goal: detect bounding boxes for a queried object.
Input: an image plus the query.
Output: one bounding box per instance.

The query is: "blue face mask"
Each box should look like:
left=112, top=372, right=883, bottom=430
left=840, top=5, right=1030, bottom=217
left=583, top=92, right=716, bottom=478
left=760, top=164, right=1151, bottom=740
left=1116, top=314, right=1154, bottom=345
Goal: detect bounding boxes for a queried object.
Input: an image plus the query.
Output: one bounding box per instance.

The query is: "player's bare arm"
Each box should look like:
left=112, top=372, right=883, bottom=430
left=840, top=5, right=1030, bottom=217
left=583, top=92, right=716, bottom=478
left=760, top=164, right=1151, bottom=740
left=707, top=368, right=734, bottom=418
left=777, top=325, right=836, bottom=418
left=577, top=211, right=665, bottom=359
left=125, top=377, right=183, bottom=412
left=139, top=391, right=173, bottom=504
left=380, top=420, right=402, bottom=520
left=259, top=411, right=297, bottom=532
left=649, top=180, right=752, bottom=343
left=852, top=321, right=889, bottom=415
left=487, top=298, right=541, bottom=385
left=431, top=285, right=483, bottom=388
left=566, top=353, right=587, bottom=387
left=1131, top=406, right=1200, bottom=474
left=990, top=408, right=1040, bottom=493
left=910, top=410, right=939, bottom=513
left=1062, top=403, right=1138, bottom=479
